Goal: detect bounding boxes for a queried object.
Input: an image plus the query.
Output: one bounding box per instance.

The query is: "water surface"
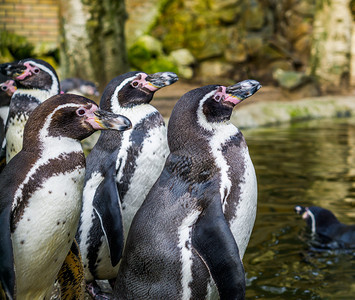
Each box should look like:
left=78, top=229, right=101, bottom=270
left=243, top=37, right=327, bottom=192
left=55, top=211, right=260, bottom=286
left=242, top=118, right=355, bottom=299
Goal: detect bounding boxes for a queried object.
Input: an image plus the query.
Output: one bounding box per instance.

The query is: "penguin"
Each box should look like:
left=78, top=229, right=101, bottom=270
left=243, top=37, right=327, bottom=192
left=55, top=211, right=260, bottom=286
left=114, top=80, right=261, bottom=300
left=0, top=94, right=131, bottom=300
left=0, top=58, right=60, bottom=162
left=76, top=71, right=178, bottom=297
left=0, top=74, right=16, bottom=144
left=61, top=78, right=100, bottom=97
left=294, top=205, right=355, bottom=248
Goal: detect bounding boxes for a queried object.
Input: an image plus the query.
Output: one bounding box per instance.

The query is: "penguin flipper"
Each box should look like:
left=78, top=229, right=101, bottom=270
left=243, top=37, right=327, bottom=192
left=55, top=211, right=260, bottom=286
left=56, top=239, right=85, bottom=300
left=192, top=199, right=245, bottom=300
left=93, top=161, right=124, bottom=267
left=0, top=206, right=15, bottom=300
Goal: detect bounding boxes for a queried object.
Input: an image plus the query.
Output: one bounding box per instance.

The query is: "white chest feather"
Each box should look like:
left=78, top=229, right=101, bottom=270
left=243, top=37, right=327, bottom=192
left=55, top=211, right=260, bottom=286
left=113, top=104, right=168, bottom=232
left=120, top=125, right=169, bottom=234
left=12, top=168, right=84, bottom=299
left=197, top=101, right=257, bottom=258
left=211, top=128, right=257, bottom=258
left=6, top=114, right=28, bottom=162
left=229, top=146, right=258, bottom=258
left=0, top=106, right=9, bottom=125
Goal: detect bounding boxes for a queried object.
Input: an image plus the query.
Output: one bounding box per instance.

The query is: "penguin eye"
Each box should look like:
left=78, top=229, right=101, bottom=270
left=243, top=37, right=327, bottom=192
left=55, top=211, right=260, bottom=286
left=33, top=68, right=40, bottom=74
left=76, top=108, right=86, bottom=116
left=214, top=95, right=221, bottom=102
left=131, top=81, right=139, bottom=88
left=1, top=85, right=7, bottom=91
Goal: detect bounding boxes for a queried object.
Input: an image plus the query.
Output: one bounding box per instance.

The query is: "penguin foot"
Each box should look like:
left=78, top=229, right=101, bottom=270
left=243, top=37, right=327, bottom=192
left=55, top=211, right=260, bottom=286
left=86, top=281, right=112, bottom=300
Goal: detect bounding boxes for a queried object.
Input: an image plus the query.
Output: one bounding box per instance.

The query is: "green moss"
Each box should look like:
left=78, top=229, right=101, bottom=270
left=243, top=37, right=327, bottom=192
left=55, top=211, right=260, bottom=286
left=128, top=35, right=178, bottom=74
left=140, top=57, right=179, bottom=74
left=0, top=30, right=34, bottom=61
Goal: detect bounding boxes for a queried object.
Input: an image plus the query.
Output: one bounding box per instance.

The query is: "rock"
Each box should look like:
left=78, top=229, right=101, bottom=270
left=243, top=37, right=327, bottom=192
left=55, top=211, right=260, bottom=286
left=168, top=49, right=195, bottom=79
left=243, top=1, right=265, bottom=30
left=127, top=35, right=163, bottom=68
left=273, top=69, right=320, bottom=98
left=169, top=48, right=195, bottom=66
left=197, top=60, right=234, bottom=82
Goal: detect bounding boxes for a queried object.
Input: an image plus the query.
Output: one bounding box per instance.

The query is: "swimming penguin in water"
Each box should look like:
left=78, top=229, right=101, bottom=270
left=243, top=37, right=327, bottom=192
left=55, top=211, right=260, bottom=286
left=114, top=80, right=261, bottom=300
left=294, top=205, right=355, bottom=248
left=76, top=71, right=178, bottom=297
left=0, top=94, right=131, bottom=299
left=0, top=58, right=60, bottom=162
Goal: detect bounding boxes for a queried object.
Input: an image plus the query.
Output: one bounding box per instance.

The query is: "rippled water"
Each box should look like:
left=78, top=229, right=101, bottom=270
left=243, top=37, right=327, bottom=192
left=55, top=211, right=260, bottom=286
left=242, top=118, right=355, bottom=300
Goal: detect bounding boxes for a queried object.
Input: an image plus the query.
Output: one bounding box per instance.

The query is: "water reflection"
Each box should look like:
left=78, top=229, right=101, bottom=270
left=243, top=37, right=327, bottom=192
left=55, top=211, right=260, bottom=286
left=242, top=118, right=355, bottom=299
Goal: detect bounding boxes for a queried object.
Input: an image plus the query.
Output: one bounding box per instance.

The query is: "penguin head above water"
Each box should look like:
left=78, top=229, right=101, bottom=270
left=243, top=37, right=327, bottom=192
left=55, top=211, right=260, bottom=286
left=0, top=58, right=60, bottom=93
left=22, top=94, right=131, bottom=147
left=167, top=79, right=261, bottom=152
left=100, top=71, right=178, bottom=111
left=294, top=205, right=340, bottom=234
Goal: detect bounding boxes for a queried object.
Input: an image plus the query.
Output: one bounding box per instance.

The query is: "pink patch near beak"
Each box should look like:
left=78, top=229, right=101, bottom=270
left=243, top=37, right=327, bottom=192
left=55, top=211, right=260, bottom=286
left=83, top=105, right=101, bottom=129
left=4, top=80, right=17, bottom=96
left=214, top=86, right=242, bottom=105
left=131, top=73, right=159, bottom=92
left=15, top=62, right=38, bottom=80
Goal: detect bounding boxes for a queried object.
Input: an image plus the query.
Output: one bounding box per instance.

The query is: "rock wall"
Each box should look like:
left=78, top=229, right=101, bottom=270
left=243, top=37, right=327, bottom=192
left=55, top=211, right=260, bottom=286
left=125, top=0, right=316, bottom=85
left=125, top=0, right=355, bottom=94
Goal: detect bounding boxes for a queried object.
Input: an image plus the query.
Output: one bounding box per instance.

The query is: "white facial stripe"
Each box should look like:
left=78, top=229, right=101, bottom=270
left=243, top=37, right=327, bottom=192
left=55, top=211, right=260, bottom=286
left=178, top=209, right=200, bottom=300
left=196, top=90, right=218, bottom=131
left=307, top=209, right=316, bottom=234
left=12, top=103, right=84, bottom=209
left=27, top=60, right=59, bottom=97
left=110, top=76, right=138, bottom=113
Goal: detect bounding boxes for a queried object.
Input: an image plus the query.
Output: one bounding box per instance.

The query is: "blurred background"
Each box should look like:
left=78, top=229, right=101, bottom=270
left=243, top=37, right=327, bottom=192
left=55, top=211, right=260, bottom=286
left=1, top=1, right=355, bottom=299
left=1, top=0, right=355, bottom=98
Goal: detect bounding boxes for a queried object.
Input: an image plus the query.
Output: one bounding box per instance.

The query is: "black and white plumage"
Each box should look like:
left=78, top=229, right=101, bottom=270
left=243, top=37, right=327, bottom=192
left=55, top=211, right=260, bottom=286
left=76, top=71, right=178, bottom=289
left=114, top=80, right=261, bottom=300
left=294, top=205, right=355, bottom=248
left=0, top=74, right=16, bottom=149
left=60, top=78, right=100, bottom=97
left=0, top=94, right=131, bottom=299
left=0, top=58, right=60, bottom=162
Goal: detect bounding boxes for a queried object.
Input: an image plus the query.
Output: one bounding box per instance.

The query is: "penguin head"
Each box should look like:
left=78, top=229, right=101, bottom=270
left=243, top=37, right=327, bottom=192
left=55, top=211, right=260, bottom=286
left=100, top=71, right=178, bottom=111
left=0, top=58, right=59, bottom=92
left=294, top=205, right=340, bottom=234
left=23, top=94, right=131, bottom=146
left=168, top=80, right=261, bottom=152
left=0, top=73, right=16, bottom=104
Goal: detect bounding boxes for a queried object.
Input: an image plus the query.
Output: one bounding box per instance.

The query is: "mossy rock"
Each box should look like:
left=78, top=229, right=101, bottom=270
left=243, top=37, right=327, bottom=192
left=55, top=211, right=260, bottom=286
left=128, top=35, right=179, bottom=74
left=128, top=35, right=164, bottom=67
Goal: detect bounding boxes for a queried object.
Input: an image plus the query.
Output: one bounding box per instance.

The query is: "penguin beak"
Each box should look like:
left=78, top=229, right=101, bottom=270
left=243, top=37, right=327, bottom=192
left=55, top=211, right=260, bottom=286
left=131, top=72, right=179, bottom=92
left=90, top=110, right=132, bottom=131
left=145, top=72, right=179, bottom=89
left=224, top=80, right=262, bottom=105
